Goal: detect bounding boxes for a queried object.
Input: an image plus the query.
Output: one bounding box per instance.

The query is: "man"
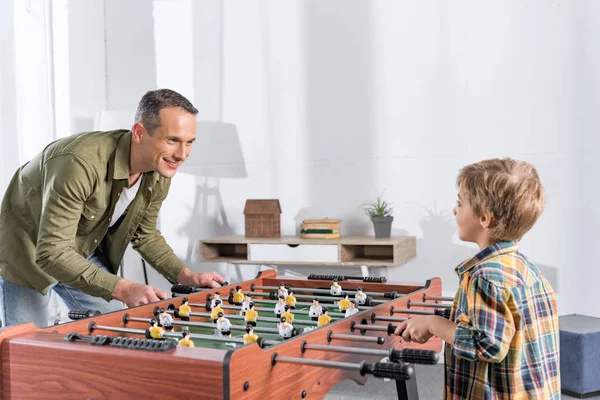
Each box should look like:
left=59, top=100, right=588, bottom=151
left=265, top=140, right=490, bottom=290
left=0, top=89, right=225, bottom=328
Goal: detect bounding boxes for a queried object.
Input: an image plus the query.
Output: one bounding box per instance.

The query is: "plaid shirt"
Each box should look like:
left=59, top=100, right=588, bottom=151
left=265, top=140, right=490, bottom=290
left=445, top=241, right=560, bottom=399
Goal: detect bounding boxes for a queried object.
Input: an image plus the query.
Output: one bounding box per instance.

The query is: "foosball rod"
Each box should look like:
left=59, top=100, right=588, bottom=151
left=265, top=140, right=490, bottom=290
left=250, top=284, right=401, bottom=299
left=370, top=313, right=408, bottom=324
left=422, top=294, right=453, bottom=302
left=89, top=321, right=281, bottom=346
left=407, top=299, right=451, bottom=309
left=271, top=353, right=413, bottom=381
left=162, top=308, right=326, bottom=327
left=227, top=291, right=381, bottom=307
left=327, top=330, right=385, bottom=345
left=226, top=294, right=373, bottom=310
left=189, top=302, right=348, bottom=318
left=300, top=341, right=439, bottom=364
left=124, top=315, right=281, bottom=334
left=390, top=306, right=451, bottom=319
left=350, top=321, right=396, bottom=336
left=307, top=274, right=387, bottom=283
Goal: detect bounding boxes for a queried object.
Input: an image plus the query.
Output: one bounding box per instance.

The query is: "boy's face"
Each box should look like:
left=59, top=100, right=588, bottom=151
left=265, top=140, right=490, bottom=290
left=453, top=187, right=485, bottom=243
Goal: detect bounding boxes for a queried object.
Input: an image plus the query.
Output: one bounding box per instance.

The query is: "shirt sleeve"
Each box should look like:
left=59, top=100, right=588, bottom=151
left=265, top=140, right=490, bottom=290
left=453, top=276, right=516, bottom=363
left=36, top=155, right=121, bottom=301
left=130, top=179, right=186, bottom=283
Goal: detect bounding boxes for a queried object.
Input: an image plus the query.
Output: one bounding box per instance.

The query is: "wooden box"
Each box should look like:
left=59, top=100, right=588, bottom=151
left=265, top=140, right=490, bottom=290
left=244, top=199, right=281, bottom=237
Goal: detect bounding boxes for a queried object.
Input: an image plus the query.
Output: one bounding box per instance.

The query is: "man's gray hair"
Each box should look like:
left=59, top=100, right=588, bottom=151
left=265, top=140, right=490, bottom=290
left=135, top=89, right=198, bottom=133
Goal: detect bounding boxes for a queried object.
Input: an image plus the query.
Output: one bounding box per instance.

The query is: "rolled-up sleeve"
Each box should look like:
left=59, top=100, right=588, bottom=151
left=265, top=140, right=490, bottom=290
left=453, top=276, right=515, bottom=363
left=36, top=155, right=121, bottom=301
left=130, top=180, right=186, bottom=283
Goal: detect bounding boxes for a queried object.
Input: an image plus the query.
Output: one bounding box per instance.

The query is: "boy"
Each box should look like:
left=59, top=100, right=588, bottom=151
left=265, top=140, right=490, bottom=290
left=394, top=158, right=560, bottom=399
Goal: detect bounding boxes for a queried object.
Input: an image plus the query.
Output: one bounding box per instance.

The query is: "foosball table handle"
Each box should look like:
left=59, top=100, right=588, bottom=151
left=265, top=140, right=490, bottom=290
left=171, top=284, right=199, bottom=294
left=68, top=308, right=101, bottom=320
left=389, top=348, right=439, bottom=365
left=361, top=361, right=414, bottom=381
left=434, top=308, right=452, bottom=319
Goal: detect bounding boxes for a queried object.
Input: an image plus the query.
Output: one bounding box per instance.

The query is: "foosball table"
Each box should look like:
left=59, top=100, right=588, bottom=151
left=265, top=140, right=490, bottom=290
left=0, top=270, right=452, bottom=399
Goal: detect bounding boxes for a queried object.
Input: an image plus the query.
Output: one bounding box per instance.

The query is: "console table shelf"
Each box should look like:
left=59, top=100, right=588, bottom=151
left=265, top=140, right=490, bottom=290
left=200, top=235, right=416, bottom=272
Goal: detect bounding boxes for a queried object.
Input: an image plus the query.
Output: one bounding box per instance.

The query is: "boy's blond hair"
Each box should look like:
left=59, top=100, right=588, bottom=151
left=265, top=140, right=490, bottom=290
left=457, top=158, right=546, bottom=241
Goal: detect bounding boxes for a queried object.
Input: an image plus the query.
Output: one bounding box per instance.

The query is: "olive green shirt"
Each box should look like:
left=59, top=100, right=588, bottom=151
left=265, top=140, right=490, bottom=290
left=0, top=130, right=186, bottom=301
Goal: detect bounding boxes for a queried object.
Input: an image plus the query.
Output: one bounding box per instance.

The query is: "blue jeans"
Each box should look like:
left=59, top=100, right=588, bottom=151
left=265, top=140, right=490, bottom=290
left=0, top=250, right=124, bottom=328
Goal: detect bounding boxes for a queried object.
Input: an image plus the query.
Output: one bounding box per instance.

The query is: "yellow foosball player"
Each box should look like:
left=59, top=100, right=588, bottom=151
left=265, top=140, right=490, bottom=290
left=338, top=293, right=351, bottom=312
left=211, top=300, right=224, bottom=322
left=285, top=290, right=296, bottom=309
left=148, top=319, right=165, bottom=339
left=243, top=325, right=259, bottom=344
left=233, top=286, right=245, bottom=305
left=178, top=329, right=194, bottom=347
left=318, top=308, right=332, bottom=327
left=179, top=297, right=192, bottom=321
left=281, top=305, right=294, bottom=324
left=244, top=302, right=258, bottom=327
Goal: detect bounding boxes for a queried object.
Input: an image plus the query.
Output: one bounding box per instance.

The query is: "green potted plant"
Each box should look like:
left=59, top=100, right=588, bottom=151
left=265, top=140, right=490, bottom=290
left=362, top=192, right=394, bottom=238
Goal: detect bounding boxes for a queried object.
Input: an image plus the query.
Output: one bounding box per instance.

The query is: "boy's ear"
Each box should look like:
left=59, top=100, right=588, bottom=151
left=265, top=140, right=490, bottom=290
left=479, top=212, right=494, bottom=230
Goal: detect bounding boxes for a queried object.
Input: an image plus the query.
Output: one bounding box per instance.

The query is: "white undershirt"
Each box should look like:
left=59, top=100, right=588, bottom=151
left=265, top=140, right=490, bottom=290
left=109, top=176, right=142, bottom=227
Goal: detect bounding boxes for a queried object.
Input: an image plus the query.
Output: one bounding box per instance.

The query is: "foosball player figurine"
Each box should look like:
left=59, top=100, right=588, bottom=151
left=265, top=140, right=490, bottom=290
left=354, top=287, right=368, bottom=305
left=211, top=299, right=224, bottom=323
left=179, top=298, right=192, bottom=322
left=178, top=329, right=194, bottom=347
left=338, top=293, right=351, bottom=312
left=148, top=319, right=165, bottom=340
left=216, top=312, right=232, bottom=337
left=158, top=307, right=174, bottom=331
left=281, top=304, right=294, bottom=324
left=233, top=286, right=244, bottom=305
left=210, top=291, right=221, bottom=309
left=278, top=317, right=294, bottom=340
left=345, top=301, right=359, bottom=318
left=241, top=294, right=252, bottom=315
left=274, top=295, right=286, bottom=318
left=308, top=298, right=323, bottom=321
left=243, top=325, right=259, bottom=344
left=285, top=289, right=296, bottom=309
left=244, top=302, right=258, bottom=327
left=318, top=307, right=332, bottom=327
left=277, top=282, right=288, bottom=298
left=330, top=278, right=343, bottom=296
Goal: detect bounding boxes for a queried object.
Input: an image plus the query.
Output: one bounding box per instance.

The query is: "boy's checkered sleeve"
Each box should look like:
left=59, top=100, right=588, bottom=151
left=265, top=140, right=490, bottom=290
left=453, top=276, right=516, bottom=363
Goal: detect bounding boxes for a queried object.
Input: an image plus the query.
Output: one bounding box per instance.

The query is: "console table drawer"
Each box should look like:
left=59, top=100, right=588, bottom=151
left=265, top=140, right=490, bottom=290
left=249, top=244, right=339, bottom=263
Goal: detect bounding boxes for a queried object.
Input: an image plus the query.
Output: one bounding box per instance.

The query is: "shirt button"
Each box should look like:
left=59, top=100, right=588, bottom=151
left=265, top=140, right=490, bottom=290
left=90, top=215, right=95, bottom=219
left=94, top=239, right=98, bottom=243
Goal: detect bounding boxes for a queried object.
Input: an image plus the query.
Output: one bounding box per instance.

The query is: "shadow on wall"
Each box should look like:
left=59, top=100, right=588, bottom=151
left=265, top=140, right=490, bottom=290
left=176, top=122, right=247, bottom=275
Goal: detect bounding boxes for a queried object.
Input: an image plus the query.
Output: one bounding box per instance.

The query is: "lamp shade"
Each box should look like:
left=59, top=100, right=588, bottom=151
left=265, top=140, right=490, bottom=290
left=179, top=121, right=247, bottom=179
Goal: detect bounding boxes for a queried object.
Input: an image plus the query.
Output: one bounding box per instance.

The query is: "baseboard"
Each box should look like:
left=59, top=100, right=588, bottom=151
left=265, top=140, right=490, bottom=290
left=562, top=388, right=600, bottom=399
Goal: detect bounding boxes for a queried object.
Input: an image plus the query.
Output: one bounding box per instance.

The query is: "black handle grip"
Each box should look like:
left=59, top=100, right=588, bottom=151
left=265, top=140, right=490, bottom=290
left=307, top=274, right=387, bottom=283
left=390, top=348, right=439, bottom=365
left=171, top=284, right=198, bottom=294
left=68, top=308, right=101, bottom=320
left=362, top=276, right=387, bottom=283
left=384, top=291, right=397, bottom=299
left=387, top=323, right=397, bottom=336
left=435, top=308, right=451, bottom=319
left=361, top=362, right=414, bottom=381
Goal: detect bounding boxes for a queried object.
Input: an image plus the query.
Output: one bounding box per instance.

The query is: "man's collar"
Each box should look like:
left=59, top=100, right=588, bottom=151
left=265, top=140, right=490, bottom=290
left=113, top=131, right=132, bottom=180
left=114, top=131, right=161, bottom=184
left=455, top=241, right=518, bottom=276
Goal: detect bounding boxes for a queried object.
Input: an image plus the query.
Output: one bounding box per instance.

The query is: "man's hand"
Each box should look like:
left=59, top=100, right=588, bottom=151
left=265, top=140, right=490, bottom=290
left=177, top=267, right=226, bottom=288
left=394, top=316, right=435, bottom=344
left=112, top=279, right=168, bottom=308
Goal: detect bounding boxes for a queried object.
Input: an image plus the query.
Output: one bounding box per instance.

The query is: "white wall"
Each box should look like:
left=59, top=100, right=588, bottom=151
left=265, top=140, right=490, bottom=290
left=3, top=0, right=595, bottom=317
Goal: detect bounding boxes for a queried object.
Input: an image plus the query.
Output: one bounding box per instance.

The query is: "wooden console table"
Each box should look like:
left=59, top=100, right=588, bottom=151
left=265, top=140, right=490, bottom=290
left=200, top=235, right=416, bottom=279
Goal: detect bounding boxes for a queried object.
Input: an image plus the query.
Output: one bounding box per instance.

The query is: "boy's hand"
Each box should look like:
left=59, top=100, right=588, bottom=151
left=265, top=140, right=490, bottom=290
left=394, top=316, right=434, bottom=344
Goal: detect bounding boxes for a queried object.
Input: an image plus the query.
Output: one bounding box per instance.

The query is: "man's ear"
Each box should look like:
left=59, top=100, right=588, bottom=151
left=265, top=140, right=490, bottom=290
left=479, top=212, right=494, bottom=230
left=132, top=122, right=145, bottom=142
